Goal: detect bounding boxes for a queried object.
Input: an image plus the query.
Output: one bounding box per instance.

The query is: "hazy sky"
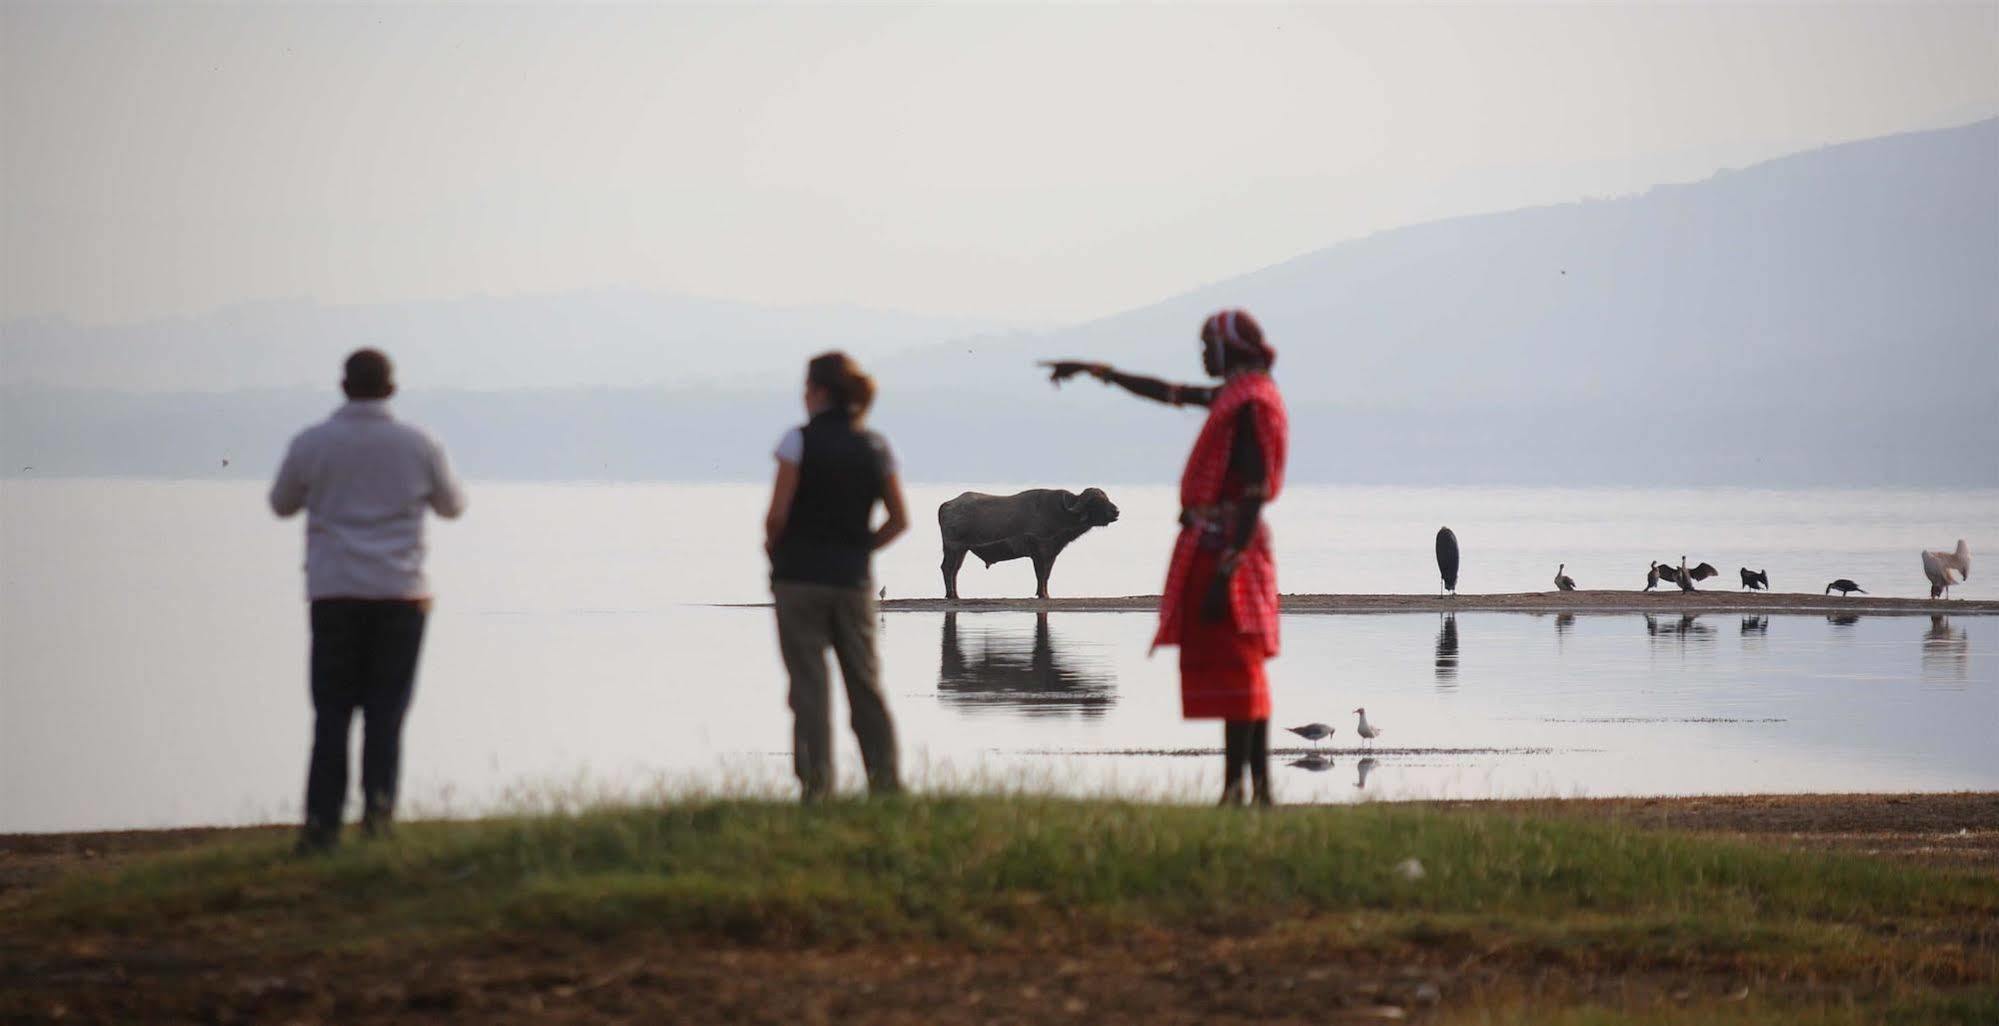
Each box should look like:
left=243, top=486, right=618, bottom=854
left=3, top=2, right=1994, bottom=326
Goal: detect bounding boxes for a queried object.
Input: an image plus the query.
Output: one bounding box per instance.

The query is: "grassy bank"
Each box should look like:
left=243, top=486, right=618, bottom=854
left=8, top=796, right=1997, bottom=1023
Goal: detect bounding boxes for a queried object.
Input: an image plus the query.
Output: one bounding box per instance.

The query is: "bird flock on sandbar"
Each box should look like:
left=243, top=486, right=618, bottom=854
left=1288, top=533, right=1972, bottom=777
left=1429, top=527, right=1971, bottom=601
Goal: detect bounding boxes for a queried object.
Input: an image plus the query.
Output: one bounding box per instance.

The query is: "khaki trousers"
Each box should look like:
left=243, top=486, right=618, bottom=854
left=772, top=581, right=900, bottom=798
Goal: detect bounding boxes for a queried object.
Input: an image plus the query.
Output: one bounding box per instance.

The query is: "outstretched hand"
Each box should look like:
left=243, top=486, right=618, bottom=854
left=1040, top=360, right=1110, bottom=386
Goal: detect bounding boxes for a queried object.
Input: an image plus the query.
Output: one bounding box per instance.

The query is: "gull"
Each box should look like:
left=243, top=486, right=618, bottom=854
left=1352, top=708, right=1383, bottom=748
left=1922, top=540, right=1970, bottom=600
left=1287, top=723, right=1335, bottom=750
left=1554, top=564, right=1577, bottom=592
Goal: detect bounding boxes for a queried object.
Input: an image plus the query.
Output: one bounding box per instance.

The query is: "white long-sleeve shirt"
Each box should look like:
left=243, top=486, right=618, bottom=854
left=270, top=400, right=467, bottom=600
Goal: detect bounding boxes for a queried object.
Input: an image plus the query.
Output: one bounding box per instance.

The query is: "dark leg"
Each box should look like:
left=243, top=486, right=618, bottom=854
left=358, top=602, right=427, bottom=838
left=303, top=601, right=364, bottom=852
left=829, top=586, right=899, bottom=796
left=1031, top=551, right=1053, bottom=600
left=774, top=584, right=835, bottom=800
left=1248, top=719, right=1272, bottom=806
left=1219, top=721, right=1247, bottom=806
left=941, top=547, right=967, bottom=601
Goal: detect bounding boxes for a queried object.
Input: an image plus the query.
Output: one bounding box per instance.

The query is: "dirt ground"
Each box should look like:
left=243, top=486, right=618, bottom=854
left=3, top=793, right=1994, bottom=1025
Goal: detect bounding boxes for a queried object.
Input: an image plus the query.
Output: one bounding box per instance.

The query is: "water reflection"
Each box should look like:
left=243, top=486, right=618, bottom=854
left=1922, top=615, right=1969, bottom=684
left=1434, top=613, right=1460, bottom=689
left=1740, top=615, right=1768, bottom=635
left=1288, top=754, right=1334, bottom=773
left=1354, top=756, right=1379, bottom=790
left=937, top=612, right=1116, bottom=718
left=1644, top=613, right=1715, bottom=645
left=1827, top=612, right=1861, bottom=629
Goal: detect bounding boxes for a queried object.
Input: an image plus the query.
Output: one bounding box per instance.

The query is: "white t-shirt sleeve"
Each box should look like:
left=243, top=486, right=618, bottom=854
left=773, top=427, right=804, bottom=465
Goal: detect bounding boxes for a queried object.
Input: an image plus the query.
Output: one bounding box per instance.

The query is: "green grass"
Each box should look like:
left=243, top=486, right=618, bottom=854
left=14, top=796, right=1997, bottom=1022
left=28, top=796, right=1997, bottom=946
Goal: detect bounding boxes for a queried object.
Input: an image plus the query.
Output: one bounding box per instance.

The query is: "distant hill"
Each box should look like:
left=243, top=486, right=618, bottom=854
left=5, top=119, right=1995, bottom=486
left=0, top=291, right=1026, bottom=391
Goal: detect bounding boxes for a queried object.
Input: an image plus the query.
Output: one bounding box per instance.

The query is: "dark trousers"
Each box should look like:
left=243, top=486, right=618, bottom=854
left=304, top=599, right=428, bottom=841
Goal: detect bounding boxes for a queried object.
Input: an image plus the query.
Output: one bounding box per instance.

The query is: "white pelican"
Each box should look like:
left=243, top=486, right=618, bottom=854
left=1922, top=539, right=1971, bottom=599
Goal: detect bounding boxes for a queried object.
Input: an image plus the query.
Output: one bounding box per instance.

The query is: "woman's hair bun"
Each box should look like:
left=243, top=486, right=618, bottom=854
left=807, top=351, right=875, bottom=418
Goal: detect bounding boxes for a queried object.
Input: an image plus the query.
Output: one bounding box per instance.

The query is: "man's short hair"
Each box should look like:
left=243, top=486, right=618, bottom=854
left=343, top=349, right=394, bottom=399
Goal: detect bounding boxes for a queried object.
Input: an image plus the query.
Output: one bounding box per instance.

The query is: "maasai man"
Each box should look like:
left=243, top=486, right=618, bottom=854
left=1044, top=309, right=1288, bottom=805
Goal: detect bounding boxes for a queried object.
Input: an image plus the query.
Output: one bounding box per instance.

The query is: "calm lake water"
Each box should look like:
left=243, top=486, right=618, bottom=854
left=2, top=479, right=1994, bottom=833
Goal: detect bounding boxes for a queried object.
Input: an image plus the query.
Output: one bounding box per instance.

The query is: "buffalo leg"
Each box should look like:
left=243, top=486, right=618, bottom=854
left=941, top=546, right=967, bottom=601
left=1031, top=551, right=1054, bottom=600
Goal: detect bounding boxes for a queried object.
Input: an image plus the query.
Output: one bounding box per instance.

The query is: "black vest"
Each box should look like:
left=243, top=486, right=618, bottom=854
left=771, top=411, right=890, bottom=588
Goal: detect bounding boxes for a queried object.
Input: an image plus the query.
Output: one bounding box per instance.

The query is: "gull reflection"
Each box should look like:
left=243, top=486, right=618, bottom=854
left=1354, top=757, right=1378, bottom=790
left=1922, top=614, right=1969, bottom=684
left=938, top=612, right=1115, bottom=719
left=1288, top=753, right=1334, bottom=773
left=1434, top=613, right=1460, bottom=690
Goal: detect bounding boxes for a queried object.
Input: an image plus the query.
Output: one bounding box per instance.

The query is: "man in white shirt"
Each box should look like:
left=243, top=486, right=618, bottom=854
left=271, top=349, right=466, bottom=854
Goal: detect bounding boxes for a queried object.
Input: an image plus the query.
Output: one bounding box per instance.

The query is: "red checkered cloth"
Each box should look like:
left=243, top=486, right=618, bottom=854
left=1152, top=370, right=1289, bottom=657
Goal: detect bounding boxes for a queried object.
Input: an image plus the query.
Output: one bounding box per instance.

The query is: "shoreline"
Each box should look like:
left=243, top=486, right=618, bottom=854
left=4, top=791, right=1992, bottom=855
left=720, top=590, right=1999, bottom=616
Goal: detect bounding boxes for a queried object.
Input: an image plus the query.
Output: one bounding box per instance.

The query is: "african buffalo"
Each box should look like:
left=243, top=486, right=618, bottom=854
left=938, top=488, right=1119, bottom=600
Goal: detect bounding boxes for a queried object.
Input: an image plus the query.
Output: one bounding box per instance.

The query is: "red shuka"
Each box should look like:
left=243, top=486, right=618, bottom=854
left=1153, top=371, right=1289, bottom=720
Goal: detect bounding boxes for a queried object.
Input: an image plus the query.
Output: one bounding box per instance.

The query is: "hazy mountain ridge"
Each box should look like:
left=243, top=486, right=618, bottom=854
left=5, top=119, right=1994, bottom=486
left=0, top=291, right=1026, bottom=391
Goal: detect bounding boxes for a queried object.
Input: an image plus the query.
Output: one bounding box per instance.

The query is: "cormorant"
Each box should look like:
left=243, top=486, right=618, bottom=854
left=1674, top=557, right=1719, bottom=592
left=1645, top=561, right=1660, bottom=591
left=1554, top=564, right=1576, bottom=592
left=1825, top=579, right=1866, bottom=596
left=1739, top=568, right=1769, bottom=591
left=1435, top=527, right=1459, bottom=596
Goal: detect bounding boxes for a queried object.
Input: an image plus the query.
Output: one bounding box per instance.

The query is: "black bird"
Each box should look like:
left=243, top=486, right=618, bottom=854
left=1673, top=557, right=1720, bottom=592
left=1554, top=563, right=1576, bottom=592
left=1825, top=579, right=1867, bottom=596
left=1739, top=568, right=1769, bottom=591
left=1435, top=527, right=1459, bottom=596
left=1645, top=561, right=1661, bottom=591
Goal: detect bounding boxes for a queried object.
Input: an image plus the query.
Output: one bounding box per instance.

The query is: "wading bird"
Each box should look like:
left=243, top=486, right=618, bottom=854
left=1739, top=568, right=1769, bottom=591
left=1286, top=723, right=1335, bottom=750
left=1554, top=564, right=1577, bottom=592
left=1922, top=540, right=1971, bottom=599
left=1645, top=561, right=1661, bottom=591
left=1435, top=527, right=1459, bottom=596
left=1825, top=579, right=1867, bottom=596
left=1352, top=708, right=1383, bottom=748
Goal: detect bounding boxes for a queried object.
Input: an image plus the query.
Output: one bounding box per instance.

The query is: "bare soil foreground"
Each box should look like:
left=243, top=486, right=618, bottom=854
left=4, top=793, right=1996, bottom=1025
left=744, top=591, right=1999, bottom=616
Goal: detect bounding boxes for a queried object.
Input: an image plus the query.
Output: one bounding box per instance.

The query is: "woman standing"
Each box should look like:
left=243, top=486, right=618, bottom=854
left=765, top=351, right=910, bottom=800
left=1047, top=309, right=1288, bottom=805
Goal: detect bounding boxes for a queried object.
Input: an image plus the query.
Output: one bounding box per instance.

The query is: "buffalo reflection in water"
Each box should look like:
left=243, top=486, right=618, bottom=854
left=938, top=612, right=1116, bottom=718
